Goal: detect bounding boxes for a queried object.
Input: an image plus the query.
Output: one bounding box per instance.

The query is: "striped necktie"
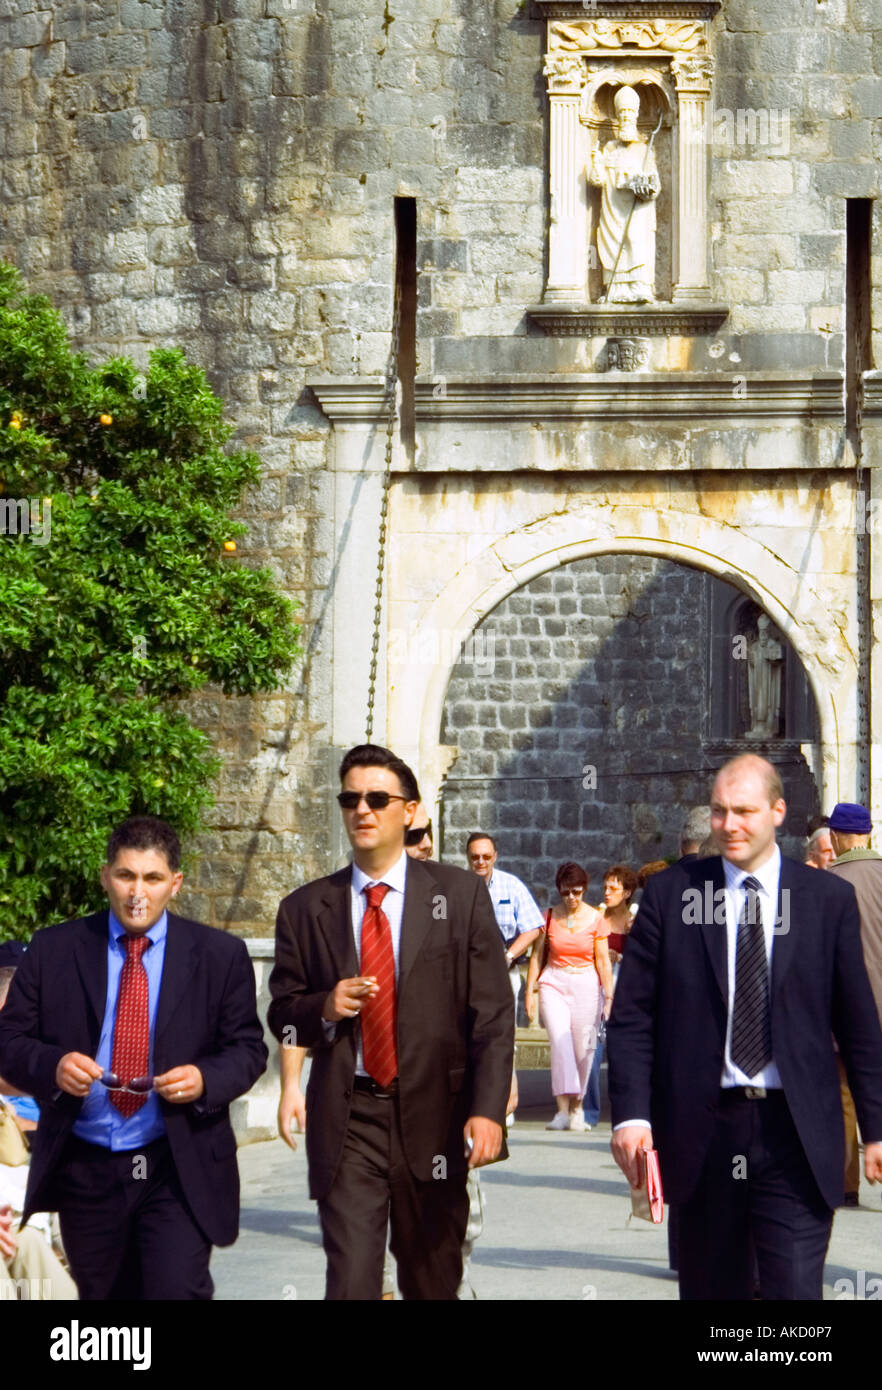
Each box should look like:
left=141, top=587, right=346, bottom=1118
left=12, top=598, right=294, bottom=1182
left=731, top=875, right=773, bottom=1078
left=360, top=883, right=397, bottom=1088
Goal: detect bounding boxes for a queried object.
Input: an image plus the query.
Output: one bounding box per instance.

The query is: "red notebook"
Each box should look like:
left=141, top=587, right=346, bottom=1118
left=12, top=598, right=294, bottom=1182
left=630, top=1148, right=664, bottom=1224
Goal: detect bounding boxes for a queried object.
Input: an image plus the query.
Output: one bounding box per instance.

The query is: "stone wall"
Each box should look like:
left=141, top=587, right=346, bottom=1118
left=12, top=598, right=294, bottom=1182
left=439, top=555, right=819, bottom=900
left=0, top=0, right=548, bottom=932
left=0, top=1, right=877, bottom=931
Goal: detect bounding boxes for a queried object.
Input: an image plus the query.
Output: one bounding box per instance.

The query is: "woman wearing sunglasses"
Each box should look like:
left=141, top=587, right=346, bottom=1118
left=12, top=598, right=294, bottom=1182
left=525, top=862, right=613, bottom=1132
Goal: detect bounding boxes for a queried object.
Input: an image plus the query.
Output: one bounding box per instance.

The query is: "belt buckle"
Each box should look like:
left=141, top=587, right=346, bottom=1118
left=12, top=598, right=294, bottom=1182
left=744, top=1085, right=767, bottom=1100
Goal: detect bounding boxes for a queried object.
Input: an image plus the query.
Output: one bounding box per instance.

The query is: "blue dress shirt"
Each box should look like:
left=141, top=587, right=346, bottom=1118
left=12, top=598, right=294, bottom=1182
left=72, top=910, right=168, bottom=1151
left=486, top=867, right=544, bottom=945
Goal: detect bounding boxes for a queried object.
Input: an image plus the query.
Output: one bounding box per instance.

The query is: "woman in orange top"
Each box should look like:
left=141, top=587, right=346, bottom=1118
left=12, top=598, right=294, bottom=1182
left=525, top=862, right=613, bottom=1132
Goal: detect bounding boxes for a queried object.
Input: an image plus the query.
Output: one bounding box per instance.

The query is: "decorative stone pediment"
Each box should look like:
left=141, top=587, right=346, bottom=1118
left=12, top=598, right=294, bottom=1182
left=527, top=1, right=727, bottom=341
left=550, top=18, right=707, bottom=53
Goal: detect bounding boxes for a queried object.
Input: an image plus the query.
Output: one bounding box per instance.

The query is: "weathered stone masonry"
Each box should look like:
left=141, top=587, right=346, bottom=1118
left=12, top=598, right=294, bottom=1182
left=1, top=1, right=881, bottom=939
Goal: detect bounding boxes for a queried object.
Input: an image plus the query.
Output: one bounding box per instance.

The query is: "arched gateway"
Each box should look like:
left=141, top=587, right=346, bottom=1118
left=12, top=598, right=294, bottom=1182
left=437, top=552, right=821, bottom=891
left=384, top=513, right=854, bottom=830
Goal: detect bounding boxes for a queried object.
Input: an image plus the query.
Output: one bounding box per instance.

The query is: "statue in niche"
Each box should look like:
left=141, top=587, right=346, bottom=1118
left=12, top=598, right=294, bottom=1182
left=587, top=86, right=661, bottom=303
left=746, top=614, right=784, bottom=740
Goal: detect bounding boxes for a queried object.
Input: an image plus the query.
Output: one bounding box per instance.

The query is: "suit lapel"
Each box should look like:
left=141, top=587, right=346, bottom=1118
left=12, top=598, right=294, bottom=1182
left=398, top=858, right=438, bottom=992
left=72, top=912, right=111, bottom=1035
left=770, top=855, right=799, bottom=1003
left=695, top=858, right=728, bottom=1005
left=154, top=913, right=199, bottom=1046
left=316, top=867, right=359, bottom=978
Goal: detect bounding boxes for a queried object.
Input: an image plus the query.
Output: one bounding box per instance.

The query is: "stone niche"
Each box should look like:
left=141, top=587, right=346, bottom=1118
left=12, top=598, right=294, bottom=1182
left=528, top=2, right=727, bottom=339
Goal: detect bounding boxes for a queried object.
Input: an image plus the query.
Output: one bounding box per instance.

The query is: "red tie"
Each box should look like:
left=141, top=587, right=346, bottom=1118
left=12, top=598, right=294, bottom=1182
left=110, top=935, right=150, bottom=1118
left=360, top=883, right=398, bottom=1087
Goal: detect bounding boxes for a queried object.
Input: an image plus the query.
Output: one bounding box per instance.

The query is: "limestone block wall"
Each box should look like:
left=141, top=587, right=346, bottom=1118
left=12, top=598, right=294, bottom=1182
left=0, top=0, right=547, bottom=933
left=0, top=0, right=878, bottom=932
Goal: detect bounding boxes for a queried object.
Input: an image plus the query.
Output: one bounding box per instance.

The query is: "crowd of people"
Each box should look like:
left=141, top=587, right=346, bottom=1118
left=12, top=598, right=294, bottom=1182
left=1, top=747, right=882, bottom=1303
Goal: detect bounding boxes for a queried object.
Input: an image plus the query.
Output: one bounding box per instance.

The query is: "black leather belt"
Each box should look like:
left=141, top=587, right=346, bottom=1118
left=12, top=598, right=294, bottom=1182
left=353, top=1075, right=399, bottom=1097
left=719, top=1086, right=784, bottom=1103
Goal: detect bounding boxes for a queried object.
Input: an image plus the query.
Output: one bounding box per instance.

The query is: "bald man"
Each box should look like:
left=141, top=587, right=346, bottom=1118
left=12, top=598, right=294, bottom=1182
left=609, top=754, right=882, bottom=1301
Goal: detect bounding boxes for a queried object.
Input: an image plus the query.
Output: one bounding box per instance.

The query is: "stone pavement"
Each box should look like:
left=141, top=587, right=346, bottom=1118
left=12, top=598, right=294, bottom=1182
left=212, top=1071, right=882, bottom=1302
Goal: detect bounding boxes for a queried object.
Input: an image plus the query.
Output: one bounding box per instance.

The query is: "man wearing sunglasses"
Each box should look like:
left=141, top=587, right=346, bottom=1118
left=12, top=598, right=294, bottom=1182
left=404, top=804, right=433, bottom=861
left=0, top=816, right=267, bottom=1299
left=268, top=743, right=514, bottom=1300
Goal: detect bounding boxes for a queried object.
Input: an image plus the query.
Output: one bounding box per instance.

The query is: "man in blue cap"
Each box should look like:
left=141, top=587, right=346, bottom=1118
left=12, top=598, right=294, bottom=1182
left=829, top=802, right=882, bottom=1205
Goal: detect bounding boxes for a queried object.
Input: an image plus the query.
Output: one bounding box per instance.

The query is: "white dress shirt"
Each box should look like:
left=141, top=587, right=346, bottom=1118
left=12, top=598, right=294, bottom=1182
left=322, top=850, right=409, bottom=1076
left=720, top=846, right=783, bottom=1090
left=614, top=846, right=783, bottom=1132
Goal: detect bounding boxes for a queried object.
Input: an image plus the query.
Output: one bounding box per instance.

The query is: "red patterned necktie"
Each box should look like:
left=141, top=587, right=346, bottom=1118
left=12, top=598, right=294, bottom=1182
left=110, top=934, right=151, bottom=1118
left=360, top=883, right=398, bottom=1087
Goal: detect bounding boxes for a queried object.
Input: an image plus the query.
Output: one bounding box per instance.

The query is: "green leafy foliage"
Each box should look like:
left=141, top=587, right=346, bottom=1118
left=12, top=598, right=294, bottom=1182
left=0, top=264, right=300, bottom=938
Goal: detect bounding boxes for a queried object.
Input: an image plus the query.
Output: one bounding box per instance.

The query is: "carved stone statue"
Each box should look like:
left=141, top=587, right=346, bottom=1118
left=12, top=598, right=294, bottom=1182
left=746, top=614, right=783, bottom=740
left=587, top=86, right=660, bottom=304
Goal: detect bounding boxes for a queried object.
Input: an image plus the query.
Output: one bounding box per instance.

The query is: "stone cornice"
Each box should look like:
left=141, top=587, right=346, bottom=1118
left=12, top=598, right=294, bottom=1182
left=311, top=374, right=844, bottom=426
left=413, top=373, right=843, bottom=424
left=532, top=2, right=720, bottom=19
left=527, top=303, right=729, bottom=336
left=861, top=372, right=882, bottom=417
left=310, top=378, right=387, bottom=421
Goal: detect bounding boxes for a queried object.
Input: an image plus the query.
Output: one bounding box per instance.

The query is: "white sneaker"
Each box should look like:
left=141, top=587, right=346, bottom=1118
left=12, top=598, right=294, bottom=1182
left=505, top=1112, right=515, bottom=1129
left=546, top=1111, right=570, bottom=1130
left=569, top=1111, right=586, bottom=1132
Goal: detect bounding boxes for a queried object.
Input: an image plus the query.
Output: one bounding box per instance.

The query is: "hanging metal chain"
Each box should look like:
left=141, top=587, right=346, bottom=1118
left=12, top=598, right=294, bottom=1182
left=365, top=281, right=401, bottom=741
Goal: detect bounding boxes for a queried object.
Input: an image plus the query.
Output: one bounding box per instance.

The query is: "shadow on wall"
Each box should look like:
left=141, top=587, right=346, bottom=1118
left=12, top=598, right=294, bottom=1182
left=439, top=554, right=820, bottom=906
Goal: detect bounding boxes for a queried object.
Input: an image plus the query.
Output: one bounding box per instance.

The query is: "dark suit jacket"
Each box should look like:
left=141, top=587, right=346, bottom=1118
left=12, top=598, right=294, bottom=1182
left=267, top=857, right=514, bottom=1200
left=608, top=854, right=882, bottom=1210
left=0, top=910, right=268, bottom=1247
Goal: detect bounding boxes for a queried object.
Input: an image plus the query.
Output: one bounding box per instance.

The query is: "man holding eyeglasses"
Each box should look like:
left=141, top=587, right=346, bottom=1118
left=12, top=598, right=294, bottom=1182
left=0, top=815, right=267, bottom=1299
left=268, top=743, right=514, bottom=1300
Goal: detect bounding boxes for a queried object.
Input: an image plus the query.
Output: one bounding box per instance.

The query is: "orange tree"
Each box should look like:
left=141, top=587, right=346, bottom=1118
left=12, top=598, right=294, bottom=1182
left=0, top=264, right=299, bottom=938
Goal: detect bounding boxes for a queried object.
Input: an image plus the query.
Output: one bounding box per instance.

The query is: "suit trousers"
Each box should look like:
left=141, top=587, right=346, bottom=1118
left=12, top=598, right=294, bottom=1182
left=678, top=1091, right=833, bottom=1301
left=54, top=1134, right=213, bottom=1301
left=317, top=1087, right=470, bottom=1300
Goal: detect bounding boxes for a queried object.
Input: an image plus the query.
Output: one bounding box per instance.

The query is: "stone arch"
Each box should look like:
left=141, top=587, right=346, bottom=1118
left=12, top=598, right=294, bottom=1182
left=387, top=511, right=855, bottom=815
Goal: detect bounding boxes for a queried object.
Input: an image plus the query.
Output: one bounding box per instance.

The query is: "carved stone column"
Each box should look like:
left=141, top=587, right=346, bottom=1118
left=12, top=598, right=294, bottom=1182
left=542, top=54, right=587, bottom=304
left=671, top=54, right=714, bottom=303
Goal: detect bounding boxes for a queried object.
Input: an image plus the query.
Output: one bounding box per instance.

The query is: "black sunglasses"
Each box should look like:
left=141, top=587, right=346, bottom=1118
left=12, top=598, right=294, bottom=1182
left=405, top=823, right=433, bottom=847
left=337, top=791, right=410, bottom=811
left=99, top=1072, right=154, bottom=1094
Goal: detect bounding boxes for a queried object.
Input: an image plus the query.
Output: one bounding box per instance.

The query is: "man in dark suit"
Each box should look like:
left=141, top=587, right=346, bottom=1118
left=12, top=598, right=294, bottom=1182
left=0, top=816, right=267, bottom=1299
left=268, top=743, right=514, bottom=1300
left=609, top=754, right=882, bottom=1300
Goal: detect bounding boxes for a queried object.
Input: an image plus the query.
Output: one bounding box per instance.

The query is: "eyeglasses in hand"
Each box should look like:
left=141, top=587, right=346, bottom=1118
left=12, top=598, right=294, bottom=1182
left=98, top=1072, right=155, bottom=1094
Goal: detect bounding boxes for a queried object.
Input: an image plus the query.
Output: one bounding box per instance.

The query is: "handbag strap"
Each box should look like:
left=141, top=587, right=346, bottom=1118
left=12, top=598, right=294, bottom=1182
left=539, top=908, right=552, bottom=973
